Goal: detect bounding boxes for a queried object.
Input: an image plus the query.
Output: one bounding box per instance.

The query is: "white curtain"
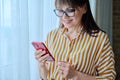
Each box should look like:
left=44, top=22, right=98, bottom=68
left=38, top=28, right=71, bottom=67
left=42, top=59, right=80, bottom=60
left=89, top=0, right=96, bottom=20
left=0, top=0, right=57, bottom=80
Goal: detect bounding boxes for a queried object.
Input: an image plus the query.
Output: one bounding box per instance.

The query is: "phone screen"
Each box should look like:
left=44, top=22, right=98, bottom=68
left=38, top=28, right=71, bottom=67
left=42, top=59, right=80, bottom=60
left=32, top=42, right=55, bottom=62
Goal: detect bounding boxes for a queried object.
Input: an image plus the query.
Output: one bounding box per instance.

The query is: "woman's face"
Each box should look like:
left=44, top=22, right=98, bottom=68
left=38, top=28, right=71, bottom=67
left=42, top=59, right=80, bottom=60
left=56, top=4, right=87, bottom=28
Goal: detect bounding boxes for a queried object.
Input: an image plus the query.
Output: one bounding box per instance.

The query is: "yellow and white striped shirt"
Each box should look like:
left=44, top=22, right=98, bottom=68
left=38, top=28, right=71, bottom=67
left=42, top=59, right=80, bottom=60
left=45, top=27, right=116, bottom=80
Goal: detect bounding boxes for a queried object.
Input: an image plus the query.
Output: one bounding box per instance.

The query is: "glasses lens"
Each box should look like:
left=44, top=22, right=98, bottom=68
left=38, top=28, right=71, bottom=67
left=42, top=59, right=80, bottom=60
left=66, top=8, right=75, bottom=17
left=54, top=9, right=64, bottom=17
left=54, top=8, right=75, bottom=17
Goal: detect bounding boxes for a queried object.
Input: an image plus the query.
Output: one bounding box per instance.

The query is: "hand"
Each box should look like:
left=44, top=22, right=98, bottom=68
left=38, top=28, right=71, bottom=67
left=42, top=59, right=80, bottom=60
left=57, top=61, right=77, bottom=79
left=35, top=49, right=50, bottom=67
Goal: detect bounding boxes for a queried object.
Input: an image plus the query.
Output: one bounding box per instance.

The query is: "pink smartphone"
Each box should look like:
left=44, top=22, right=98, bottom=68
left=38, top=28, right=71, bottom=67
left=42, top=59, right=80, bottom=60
left=32, top=42, right=55, bottom=62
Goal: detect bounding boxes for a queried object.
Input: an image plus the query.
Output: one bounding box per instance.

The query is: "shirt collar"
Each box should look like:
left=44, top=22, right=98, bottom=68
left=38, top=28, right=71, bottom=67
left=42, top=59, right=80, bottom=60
left=59, top=27, right=68, bottom=35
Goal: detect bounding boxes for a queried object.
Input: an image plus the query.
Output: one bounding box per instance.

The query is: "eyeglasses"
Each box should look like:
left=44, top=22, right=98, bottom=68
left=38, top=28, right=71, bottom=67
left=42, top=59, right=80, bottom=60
left=54, top=8, right=75, bottom=17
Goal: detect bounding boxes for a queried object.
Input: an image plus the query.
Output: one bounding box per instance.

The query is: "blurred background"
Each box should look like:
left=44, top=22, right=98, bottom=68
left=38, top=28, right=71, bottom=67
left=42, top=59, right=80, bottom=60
left=113, top=0, right=120, bottom=79
left=0, top=0, right=120, bottom=80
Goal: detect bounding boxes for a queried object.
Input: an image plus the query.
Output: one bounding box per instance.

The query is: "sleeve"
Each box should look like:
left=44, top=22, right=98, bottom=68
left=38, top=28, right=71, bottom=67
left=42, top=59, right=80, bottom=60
left=44, top=31, right=52, bottom=60
left=45, top=31, right=51, bottom=48
left=95, top=35, right=116, bottom=80
left=45, top=30, right=53, bottom=49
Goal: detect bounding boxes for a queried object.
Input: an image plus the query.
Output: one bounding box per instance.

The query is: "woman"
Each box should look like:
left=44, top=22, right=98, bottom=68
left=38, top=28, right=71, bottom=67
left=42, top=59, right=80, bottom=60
left=35, top=0, right=116, bottom=80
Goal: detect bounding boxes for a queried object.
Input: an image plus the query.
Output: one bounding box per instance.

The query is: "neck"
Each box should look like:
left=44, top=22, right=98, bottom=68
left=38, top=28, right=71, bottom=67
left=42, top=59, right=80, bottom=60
left=67, top=25, right=82, bottom=34
left=65, top=25, right=83, bottom=40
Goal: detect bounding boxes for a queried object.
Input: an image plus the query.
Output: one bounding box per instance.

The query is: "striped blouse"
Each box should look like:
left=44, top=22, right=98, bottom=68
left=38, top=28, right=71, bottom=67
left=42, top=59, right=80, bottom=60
left=45, top=27, right=116, bottom=80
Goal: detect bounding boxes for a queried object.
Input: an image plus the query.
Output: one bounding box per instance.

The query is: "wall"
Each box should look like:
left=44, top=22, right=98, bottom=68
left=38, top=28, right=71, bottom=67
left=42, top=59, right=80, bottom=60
left=113, top=0, right=120, bottom=79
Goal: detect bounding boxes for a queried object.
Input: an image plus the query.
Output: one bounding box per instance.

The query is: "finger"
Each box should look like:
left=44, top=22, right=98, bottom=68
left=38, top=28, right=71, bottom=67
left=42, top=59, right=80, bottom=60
left=58, top=61, right=72, bottom=74
left=38, top=54, right=50, bottom=62
left=35, top=50, right=46, bottom=59
left=58, top=65, right=66, bottom=71
left=35, top=50, right=46, bottom=55
left=57, top=61, right=67, bottom=71
left=58, top=69, right=68, bottom=78
left=58, top=69, right=63, bottom=75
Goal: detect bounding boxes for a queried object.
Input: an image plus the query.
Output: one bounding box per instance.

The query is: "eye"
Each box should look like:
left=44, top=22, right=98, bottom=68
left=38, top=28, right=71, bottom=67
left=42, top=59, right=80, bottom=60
left=58, top=9, right=64, bottom=13
left=54, top=9, right=64, bottom=17
left=66, top=8, right=75, bottom=13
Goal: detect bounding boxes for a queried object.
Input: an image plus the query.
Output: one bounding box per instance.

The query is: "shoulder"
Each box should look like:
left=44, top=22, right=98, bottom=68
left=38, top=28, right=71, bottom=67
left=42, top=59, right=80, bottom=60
left=90, top=30, right=108, bottom=41
left=49, top=28, right=61, bottom=34
left=97, top=30, right=109, bottom=41
left=46, top=28, right=62, bottom=38
left=45, top=28, right=63, bottom=47
left=94, top=30, right=112, bottom=53
left=88, top=30, right=110, bottom=48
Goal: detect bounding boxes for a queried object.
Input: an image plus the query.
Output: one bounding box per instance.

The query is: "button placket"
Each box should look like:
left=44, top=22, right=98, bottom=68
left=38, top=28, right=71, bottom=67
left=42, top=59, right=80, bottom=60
left=67, top=40, right=75, bottom=61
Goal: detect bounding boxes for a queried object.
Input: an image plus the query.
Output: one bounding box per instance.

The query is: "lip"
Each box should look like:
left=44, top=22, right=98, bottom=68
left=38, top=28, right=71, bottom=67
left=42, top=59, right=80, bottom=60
left=63, top=20, right=72, bottom=24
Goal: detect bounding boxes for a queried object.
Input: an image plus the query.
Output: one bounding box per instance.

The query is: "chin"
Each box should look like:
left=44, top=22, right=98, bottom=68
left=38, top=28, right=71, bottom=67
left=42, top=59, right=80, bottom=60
left=65, top=25, right=73, bottom=28
left=63, top=24, right=72, bottom=28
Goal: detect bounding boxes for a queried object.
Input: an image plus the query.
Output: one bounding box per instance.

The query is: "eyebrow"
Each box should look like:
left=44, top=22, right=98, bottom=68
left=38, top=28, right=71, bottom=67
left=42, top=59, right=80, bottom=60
left=56, top=7, right=74, bottom=10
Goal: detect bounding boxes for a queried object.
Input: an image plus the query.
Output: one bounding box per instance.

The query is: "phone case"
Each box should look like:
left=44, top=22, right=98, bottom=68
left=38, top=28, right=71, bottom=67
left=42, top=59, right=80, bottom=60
left=32, top=42, right=55, bottom=62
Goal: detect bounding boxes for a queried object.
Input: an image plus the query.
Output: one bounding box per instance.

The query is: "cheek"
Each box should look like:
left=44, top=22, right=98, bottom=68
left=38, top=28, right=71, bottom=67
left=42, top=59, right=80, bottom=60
left=60, top=18, right=62, bottom=21
left=74, top=10, right=83, bottom=21
left=59, top=17, right=63, bottom=21
left=58, top=18, right=62, bottom=23
left=73, top=15, right=82, bottom=23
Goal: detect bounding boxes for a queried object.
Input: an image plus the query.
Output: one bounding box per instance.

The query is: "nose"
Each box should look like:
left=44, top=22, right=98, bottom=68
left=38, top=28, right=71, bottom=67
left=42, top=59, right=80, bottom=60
left=62, top=13, right=69, bottom=19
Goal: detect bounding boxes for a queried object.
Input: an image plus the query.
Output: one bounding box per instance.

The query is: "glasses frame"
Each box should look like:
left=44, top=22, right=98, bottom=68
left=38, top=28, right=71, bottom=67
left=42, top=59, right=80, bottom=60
left=54, top=8, right=76, bottom=17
